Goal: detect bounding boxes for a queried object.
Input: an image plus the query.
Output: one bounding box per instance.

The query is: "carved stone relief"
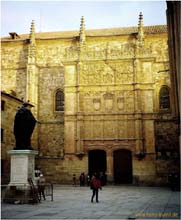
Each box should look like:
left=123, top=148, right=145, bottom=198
left=84, top=121, right=92, bottom=139
left=141, top=90, right=154, bottom=112
left=141, top=62, right=153, bottom=83
left=93, top=98, right=101, bottom=111
left=104, top=121, right=115, bottom=138
left=124, top=91, right=134, bottom=112
left=79, top=63, right=105, bottom=84
left=117, top=97, right=124, bottom=110
left=103, top=92, right=114, bottom=111
left=151, top=40, right=168, bottom=61
left=106, top=42, right=134, bottom=58
left=102, top=66, right=114, bottom=84
left=79, top=90, right=135, bottom=113
left=79, top=62, right=134, bottom=85
left=81, top=46, right=106, bottom=60
left=117, top=120, right=126, bottom=138
left=136, top=43, right=153, bottom=57
left=93, top=121, right=103, bottom=138
left=36, top=38, right=167, bottom=68
left=65, top=46, right=79, bottom=60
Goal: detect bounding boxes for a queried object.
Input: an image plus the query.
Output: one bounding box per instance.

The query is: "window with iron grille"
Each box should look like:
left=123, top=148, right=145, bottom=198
left=159, top=86, right=170, bottom=110
left=55, top=90, right=64, bottom=111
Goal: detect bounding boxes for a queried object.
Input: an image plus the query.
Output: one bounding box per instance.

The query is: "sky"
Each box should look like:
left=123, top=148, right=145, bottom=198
left=1, top=0, right=167, bottom=37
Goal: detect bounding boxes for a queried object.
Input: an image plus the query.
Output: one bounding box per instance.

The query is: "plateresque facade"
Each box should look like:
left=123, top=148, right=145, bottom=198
left=1, top=14, right=179, bottom=185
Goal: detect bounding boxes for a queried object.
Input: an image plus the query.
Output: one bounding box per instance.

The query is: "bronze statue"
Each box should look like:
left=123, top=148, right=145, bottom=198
left=14, top=102, right=36, bottom=150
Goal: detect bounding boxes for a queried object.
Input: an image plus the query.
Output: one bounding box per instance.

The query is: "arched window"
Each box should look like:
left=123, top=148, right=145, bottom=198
left=55, top=90, right=64, bottom=111
left=159, top=86, right=170, bottom=110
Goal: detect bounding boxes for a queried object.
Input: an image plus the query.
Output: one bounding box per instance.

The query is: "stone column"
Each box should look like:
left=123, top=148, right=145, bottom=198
left=135, top=113, right=144, bottom=154
left=106, top=149, right=113, bottom=182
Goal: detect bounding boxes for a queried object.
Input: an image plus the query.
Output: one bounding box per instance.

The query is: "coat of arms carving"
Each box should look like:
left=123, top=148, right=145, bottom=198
left=117, top=97, right=124, bottom=110
left=93, top=98, right=101, bottom=111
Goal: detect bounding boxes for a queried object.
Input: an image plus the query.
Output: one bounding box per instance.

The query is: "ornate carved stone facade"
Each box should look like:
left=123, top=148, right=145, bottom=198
left=1, top=14, right=179, bottom=185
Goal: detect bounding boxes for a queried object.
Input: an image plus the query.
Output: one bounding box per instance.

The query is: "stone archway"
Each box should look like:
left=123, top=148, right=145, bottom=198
left=88, top=150, right=107, bottom=176
left=113, top=149, right=133, bottom=184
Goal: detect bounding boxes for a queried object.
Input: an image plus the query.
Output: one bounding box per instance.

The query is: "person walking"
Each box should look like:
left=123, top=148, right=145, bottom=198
left=37, top=174, right=46, bottom=200
left=79, top=172, right=85, bottom=186
left=72, top=174, right=76, bottom=186
left=90, top=174, right=102, bottom=203
left=86, top=173, right=90, bottom=186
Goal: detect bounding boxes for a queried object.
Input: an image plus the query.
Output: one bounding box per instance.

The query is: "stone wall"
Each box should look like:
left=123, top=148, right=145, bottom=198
left=1, top=92, right=23, bottom=183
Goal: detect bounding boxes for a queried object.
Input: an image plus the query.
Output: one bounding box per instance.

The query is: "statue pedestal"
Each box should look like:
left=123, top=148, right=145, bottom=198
left=8, top=150, right=38, bottom=187
left=4, top=150, right=39, bottom=204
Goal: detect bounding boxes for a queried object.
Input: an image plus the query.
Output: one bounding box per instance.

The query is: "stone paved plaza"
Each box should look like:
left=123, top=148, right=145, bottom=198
left=1, top=185, right=180, bottom=219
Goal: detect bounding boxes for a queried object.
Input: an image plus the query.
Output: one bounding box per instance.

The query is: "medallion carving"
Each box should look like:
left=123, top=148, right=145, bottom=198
left=104, top=92, right=114, bottom=110
left=117, top=97, right=124, bottom=110
left=93, top=98, right=101, bottom=111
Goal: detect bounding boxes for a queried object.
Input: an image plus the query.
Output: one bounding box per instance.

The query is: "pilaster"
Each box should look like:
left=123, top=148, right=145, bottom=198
left=133, top=13, right=145, bottom=154
left=137, top=12, right=144, bottom=47
left=64, top=65, right=77, bottom=154
left=77, top=16, right=85, bottom=154
left=26, top=20, right=38, bottom=117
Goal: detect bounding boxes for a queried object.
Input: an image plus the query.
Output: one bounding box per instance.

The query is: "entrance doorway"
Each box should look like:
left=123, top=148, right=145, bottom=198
left=113, top=149, right=133, bottom=184
left=88, top=150, right=106, bottom=175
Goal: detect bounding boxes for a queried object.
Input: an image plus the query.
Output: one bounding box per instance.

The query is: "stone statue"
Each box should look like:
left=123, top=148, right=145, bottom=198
left=14, top=102, right=36, bottom=150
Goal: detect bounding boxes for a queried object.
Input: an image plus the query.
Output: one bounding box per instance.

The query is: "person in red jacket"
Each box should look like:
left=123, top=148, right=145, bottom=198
left=90, top=174, right=102, bottom=203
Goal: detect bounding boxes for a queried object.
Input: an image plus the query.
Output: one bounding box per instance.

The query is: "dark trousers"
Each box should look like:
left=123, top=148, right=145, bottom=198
left=91, top=189, right=99, bottom=202
left=38, top=185, right=46, bottom=200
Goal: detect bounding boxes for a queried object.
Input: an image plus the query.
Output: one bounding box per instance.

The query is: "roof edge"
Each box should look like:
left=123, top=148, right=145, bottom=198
left=1, top=24, right=167, bottom=41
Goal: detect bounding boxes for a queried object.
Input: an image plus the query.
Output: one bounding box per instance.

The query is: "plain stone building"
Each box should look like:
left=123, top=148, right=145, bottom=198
left=1, top=13, right=179, bottom=185
left=1, top=91, right=24, bottom=183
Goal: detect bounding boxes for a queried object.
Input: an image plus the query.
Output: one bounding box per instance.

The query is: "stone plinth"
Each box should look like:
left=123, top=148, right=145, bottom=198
left=7, top=150, right=38, bottom=188
left=3, top=150, right=39, bottom=204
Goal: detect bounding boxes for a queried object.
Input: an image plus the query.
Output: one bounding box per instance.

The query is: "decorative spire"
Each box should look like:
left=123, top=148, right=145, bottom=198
left=28, top=20, right=36, bottom=63
left=79, top=16, right=86, bottom=46
left=137, top=12, right=144, bottom=46
left=29, top=20, right=36, bottom=45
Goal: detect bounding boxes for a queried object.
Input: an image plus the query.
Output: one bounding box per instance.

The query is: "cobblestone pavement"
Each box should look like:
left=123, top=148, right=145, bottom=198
left=1, top=185, right=180, bottom=219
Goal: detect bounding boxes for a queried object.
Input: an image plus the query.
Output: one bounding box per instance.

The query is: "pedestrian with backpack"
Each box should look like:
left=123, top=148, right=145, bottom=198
left=90, top=174, right=102, bottom=203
